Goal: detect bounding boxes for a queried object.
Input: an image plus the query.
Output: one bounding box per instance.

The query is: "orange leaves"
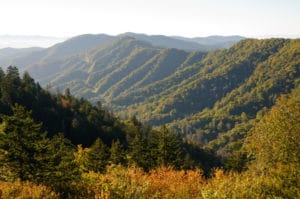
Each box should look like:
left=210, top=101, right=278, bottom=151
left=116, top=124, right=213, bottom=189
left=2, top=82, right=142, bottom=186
left=147, top=167, right=203, bottom=198
left=82, top=165, right=204, bottom=199
left=61, top=97, right=70, bottom=108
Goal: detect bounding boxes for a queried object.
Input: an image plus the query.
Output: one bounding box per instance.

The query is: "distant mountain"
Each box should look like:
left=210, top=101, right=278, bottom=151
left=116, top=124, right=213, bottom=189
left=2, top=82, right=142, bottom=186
left=0, top=47, right=43, bottom=58
left=0, top=47, right=44, bottom=67
left=119, top=32, right=209, bottom=51
left=5, top=34, right=115, bottom=70
left=173, top=35, right=245, bottom=50
left=1, top=33, right=244, bottom=71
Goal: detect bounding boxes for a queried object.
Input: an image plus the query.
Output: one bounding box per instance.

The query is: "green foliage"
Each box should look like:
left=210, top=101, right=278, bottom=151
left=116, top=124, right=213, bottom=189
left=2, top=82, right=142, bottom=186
left=0, top=104, right=49, bottom=181
left=245, top=92, right=300, bottom=169
left=109, top=139, right=125, bottom=165
left=156, top=126, right=183, bottom=169
left=0, top=104, right=80, bottom=194
left=86, top=138, right=109, bottom=173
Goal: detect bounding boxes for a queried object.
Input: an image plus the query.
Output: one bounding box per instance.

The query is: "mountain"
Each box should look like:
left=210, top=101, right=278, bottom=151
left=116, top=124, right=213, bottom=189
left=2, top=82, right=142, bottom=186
left=120, top=33, right=244, bottom=51
left=120, top=32, right=209, bottom=51
left=173, top=35, right=245, bottom=50
left=2, top=34, right=299, bottom=156
left=1, top=35, right=300, bottom=198
left=1, top=33, right=243, bottom=71
left=8, top=34, right=115, bottom=70
left=14, top=37, right=298, bottom=155
left=0, top=47, right=43, bottom=67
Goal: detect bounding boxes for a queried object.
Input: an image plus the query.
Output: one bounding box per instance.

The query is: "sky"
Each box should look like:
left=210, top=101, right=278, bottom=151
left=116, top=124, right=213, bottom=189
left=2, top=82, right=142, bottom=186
left=0, top=0, right=299, bottom=40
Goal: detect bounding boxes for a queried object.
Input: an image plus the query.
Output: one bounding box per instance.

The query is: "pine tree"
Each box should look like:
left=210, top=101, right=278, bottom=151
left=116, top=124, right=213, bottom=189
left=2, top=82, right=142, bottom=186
left=0, top=104, right=49, bottom=181
left=0, top=104, right=80, bottom=187
left=86, top=138, right=109, bottom=172
left=109, top=139, right=125, bottom=165
left=157, top=125, right=183, bottom=169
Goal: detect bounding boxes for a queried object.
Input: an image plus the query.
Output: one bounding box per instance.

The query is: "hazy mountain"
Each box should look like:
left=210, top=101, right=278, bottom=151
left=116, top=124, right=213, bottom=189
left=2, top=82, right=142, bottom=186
left=173, top=35, right=245, bottom=50
left=6, top=34, right=115, bottom=70
left=119, top=32, right=209, bottom=51
left=0, top=47, right=44, bottom=67
left=1, top=33, right=243, bottom=71
left=120, top=33, right=244, bottom=51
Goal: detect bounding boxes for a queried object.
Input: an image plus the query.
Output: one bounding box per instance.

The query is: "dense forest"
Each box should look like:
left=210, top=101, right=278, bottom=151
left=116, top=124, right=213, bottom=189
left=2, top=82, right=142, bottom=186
left=0, top=35, right=299, bottom=198
left=8, top=36, right=298, bottom=161
left=0, top=67, right=221, bottom=197
left=0, top=67, right=299, bottom=198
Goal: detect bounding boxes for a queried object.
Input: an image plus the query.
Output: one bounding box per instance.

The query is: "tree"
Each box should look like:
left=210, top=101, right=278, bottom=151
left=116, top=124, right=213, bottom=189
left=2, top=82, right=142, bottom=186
left=128, top=132, right=149, bottom=169
left=86, top=138, right=109, bottom=173
left=157, top=125, right=183, bottom=169
left=1, top=66, right=21, bottom=105
left=45, top=133, right=80, bottom=185
left=245, top=95, right=300, bottom=168
left=0, top=104, right=80, bottom=189
left=0, top=104, right=49, bottom=181
left=109, top=139, right=125, bottom=165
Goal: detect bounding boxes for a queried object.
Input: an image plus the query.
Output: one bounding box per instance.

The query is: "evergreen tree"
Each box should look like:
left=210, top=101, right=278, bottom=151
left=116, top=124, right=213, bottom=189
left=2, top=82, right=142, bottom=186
left=45, top=133, right=80, bottom=185
left=1, top=66, right=21, bottom=105
left=0, top=104, right=49, bottom=181
left=0, top=104, right=80, bottom=188
left=129, top=132, right=150, bottom=169
left=109, top=139, right=125, bottom=165
left=157, top=125, right=183, bottom=169
left=86, top=138, right=109, bottom=172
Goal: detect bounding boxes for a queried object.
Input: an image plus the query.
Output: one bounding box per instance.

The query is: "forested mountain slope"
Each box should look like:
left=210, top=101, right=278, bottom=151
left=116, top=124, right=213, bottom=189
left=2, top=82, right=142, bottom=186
left=2, top=36, right=299, bottom=156
left=0, top=66, right=219, bottom=173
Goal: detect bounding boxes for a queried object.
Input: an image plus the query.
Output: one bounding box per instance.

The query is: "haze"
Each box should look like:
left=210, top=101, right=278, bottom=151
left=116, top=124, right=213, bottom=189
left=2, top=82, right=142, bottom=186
left=0, top=0, right=299, bottom=48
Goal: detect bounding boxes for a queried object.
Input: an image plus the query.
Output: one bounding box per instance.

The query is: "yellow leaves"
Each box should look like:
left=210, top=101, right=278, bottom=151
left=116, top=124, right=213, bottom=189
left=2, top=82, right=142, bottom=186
left=74, top=144, right=90, bottom=173
left=1, top=164, right=298, bottom=198
left=213, top=168, right=224, bottom=180
left=81, top=165, right=204, bottom=199
left=0, top=180, right=59, bottom=199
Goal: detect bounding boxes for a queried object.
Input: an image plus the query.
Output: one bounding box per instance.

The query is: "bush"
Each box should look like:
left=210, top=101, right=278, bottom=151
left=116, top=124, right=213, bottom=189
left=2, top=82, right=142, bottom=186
left=0, top=180, right=59, bottom=199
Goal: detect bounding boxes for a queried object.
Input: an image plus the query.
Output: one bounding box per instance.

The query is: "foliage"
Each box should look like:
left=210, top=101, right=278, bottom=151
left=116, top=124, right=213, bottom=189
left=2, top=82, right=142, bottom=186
left=81, top=165, right=204, bottom=199
left=0, top=180, right=59, bottom=199
left=0, top=104, right=50, bottom=182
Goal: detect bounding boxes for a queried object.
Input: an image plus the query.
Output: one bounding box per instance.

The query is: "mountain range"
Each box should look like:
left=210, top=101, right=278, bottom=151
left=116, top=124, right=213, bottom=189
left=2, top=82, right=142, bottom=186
left=1, top=33, right=299, bottom=155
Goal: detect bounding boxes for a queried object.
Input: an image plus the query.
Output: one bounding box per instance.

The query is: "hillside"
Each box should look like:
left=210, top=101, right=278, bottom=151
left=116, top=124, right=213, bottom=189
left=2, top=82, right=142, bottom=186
left=2, top=36, right=299, bottom=156
left=0, top=47, right=43, bottom=67
left=28, top=38, right=300, bottom=155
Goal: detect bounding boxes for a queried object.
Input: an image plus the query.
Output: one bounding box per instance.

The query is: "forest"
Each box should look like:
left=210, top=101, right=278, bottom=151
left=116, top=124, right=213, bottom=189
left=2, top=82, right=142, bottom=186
left=0, top=66, right=299, bottom=198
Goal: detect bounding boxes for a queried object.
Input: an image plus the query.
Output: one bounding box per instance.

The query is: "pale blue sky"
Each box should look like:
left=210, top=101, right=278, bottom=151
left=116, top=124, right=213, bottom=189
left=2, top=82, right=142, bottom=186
left=0, top=0, right=299, bottom=38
